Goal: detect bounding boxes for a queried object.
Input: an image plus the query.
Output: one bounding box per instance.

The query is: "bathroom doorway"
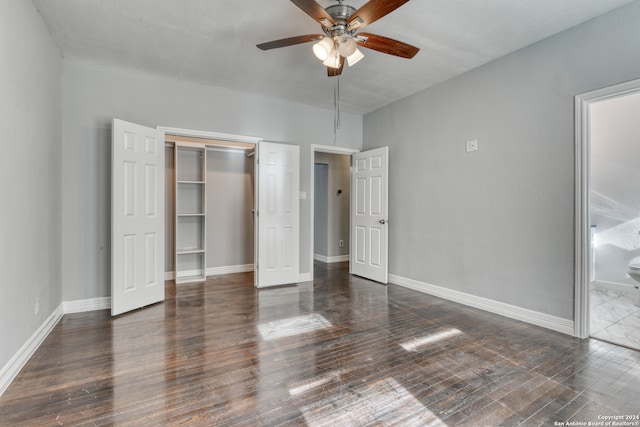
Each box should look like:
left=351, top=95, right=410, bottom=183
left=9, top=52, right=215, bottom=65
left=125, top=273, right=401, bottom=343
left=576, top=81, right=640, bottom=350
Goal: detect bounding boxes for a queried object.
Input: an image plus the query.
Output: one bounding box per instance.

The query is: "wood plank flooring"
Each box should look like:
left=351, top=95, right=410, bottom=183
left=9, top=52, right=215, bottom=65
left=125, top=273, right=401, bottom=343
left=1, top=262, right=639, bottom=426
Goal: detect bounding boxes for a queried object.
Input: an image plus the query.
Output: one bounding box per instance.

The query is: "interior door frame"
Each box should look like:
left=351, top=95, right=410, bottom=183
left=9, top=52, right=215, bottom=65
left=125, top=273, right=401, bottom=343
left=309, top=144, right=359, bottom=281
left=158, top=127, right=262, bottom=146
left=157, top=126, right=261, bottom=280
left=574, top=78, right=640, bottom=338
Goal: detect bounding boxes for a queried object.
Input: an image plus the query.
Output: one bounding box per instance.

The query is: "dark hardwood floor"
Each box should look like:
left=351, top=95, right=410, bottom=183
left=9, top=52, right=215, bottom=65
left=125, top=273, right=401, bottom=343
left=1, top=262, right=639, bottom=426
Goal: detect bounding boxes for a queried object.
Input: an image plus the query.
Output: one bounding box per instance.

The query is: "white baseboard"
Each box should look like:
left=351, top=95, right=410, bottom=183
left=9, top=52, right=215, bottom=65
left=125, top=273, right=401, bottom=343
left=207, top=264, right=254, bottom=276
left=298, top=272, right=312, bottom=283
left=63, top=297, right=111, bottom=314
left=314, top=254, right=350, bottom=263
left=165, top=264, right=254, bottom=281
left=171, top=269, right=204, bottom=281
left=0, top=303, right=63, bottom=396
left=389, top=274, right=575, bottom=336
left=591, top=280, right=637, bottom=292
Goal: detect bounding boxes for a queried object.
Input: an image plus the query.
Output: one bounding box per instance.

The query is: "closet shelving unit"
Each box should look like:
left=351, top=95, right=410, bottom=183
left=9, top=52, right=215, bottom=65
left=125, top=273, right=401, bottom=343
left=174, top=141, right=207, bottom=284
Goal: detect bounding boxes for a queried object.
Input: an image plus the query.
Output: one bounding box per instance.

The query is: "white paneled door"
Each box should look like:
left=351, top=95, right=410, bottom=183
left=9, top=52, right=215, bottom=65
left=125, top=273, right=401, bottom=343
left=256, top=141, right=300, bottom=287
left=111, top=119, right=165, bottom=315
left=350, top=147, right=389, bottom=284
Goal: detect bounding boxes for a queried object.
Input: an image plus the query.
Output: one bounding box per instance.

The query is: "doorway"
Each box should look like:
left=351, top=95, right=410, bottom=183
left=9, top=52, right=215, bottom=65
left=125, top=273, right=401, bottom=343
left=164, top=135, right=256, bottom=281
left=313, top=154, right=350, bottom=264
left=310, top=145, right=359, bottom=281
left=574, top=78, right=640, bottom=349
left=587, top=91, right=640, bottom=350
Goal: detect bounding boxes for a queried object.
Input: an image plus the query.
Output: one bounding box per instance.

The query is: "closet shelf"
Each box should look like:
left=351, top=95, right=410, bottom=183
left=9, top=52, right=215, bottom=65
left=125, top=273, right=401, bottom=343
left=177, top=248, right=205, bottom=255
left=175, top=142, right=207, bottom=285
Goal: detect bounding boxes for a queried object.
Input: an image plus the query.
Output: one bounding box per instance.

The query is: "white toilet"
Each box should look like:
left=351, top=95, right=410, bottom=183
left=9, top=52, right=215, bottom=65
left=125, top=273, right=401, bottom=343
left=626, top=262, right=640, bottom=307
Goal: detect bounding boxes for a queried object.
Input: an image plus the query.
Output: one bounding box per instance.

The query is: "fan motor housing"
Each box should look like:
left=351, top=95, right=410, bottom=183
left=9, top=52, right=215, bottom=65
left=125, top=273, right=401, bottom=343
left=325, top=4, right=356, bottom=38
left=326, top=4, right=355, bottom=23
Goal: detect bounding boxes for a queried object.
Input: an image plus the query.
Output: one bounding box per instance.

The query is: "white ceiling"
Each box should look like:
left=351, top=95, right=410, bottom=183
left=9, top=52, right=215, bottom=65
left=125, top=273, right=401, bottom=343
left=33, top=0, right=634, bottom=114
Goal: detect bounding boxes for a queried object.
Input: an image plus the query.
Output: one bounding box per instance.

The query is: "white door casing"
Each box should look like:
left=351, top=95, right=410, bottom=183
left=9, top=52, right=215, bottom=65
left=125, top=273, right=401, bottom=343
left=256, top=141, right=300, bottom=287
left=350, top=147, right=389, bottom=284
left=574, top=78, right=640, bottom=338
left=111, top=119, right=165, bottom=315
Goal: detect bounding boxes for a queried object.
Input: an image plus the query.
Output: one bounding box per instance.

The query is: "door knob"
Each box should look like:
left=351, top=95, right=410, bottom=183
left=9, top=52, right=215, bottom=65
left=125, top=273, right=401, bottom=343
left=379, top=219, right=388, bottom=225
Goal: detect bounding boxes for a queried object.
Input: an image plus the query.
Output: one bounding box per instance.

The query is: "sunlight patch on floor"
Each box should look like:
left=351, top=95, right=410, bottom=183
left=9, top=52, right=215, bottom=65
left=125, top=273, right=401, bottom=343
left=288, top=370, right=344, bottom=396
left=300, top=377, right=447, bottom=426
left=400, top=328, right=463, bottom=352
left=258, top=313, right=332, bottom=341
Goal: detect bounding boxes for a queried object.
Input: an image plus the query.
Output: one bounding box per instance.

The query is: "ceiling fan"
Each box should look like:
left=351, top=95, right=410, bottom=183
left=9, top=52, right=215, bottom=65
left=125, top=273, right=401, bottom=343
left=257, top=0, right=419, bottom=77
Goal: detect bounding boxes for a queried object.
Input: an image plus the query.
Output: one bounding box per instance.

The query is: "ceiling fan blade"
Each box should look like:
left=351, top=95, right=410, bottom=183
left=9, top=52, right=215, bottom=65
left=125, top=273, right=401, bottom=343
left=348, top=0, right=410, bottom=28
left=257, top=34, right=323, bottom=50
left=357, top=33, right=419, bottom=58
left=290, top=0, right=335, bottom=26
left=327, top=57, right=344, bottom=77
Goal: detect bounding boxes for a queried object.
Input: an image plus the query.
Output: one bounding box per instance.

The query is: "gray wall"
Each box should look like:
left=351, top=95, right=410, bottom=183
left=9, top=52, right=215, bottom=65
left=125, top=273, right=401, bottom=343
left=61, top=58, right=362, bottom=301
left=363, top=1, right=640, bottom=320
left=0, top=1, right=62, bottom=370
left=205, top=150, right=255, bottom=268
left=315, top=152, right=351, bottom=258
left=590, top=91, right=640, bottom=287
left=314, top=164, right=329, bottom=257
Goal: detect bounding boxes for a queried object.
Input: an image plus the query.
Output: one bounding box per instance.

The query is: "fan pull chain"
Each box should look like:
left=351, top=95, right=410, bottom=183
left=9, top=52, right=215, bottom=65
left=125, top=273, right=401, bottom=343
left=333, top=76, right=341, bottom=145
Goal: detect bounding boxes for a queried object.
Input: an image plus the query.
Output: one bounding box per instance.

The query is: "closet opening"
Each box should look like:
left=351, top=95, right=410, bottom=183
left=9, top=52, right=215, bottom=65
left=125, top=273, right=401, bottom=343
left=165, top=133, right=256, bottom=284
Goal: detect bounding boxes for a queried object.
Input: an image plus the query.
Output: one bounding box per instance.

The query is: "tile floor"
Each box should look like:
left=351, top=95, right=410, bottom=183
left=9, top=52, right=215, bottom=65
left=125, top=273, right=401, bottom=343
left=590, top=285, right=640, bottom=350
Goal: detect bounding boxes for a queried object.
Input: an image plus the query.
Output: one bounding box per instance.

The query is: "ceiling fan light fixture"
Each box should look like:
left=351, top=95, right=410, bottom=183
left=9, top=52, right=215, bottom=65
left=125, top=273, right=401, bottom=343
left=313, top=36, right=333, bottom=61
left=256, top=0, right=419, bottom=76
left=323, top=48, right=341, bottom=69
left=346, top=47, right=364, bottom=67
left=337, top=35, right=356, bottom=57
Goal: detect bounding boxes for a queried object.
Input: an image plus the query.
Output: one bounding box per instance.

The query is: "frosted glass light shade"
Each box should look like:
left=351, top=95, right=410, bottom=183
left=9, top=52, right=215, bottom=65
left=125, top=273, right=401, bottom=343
left=346, top=47, right=364, bottom=67
left=338, top=35, right=356, bottom=57
left=323, top=48, right=341, bottom=68
left=313, top=36, right=333, bottom=61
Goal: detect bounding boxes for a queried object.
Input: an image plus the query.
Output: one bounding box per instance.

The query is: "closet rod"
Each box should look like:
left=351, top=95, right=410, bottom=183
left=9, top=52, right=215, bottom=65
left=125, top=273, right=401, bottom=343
left=165, top=141, right=254, bottom=154
left=165, top=134, right=254, bottom=149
